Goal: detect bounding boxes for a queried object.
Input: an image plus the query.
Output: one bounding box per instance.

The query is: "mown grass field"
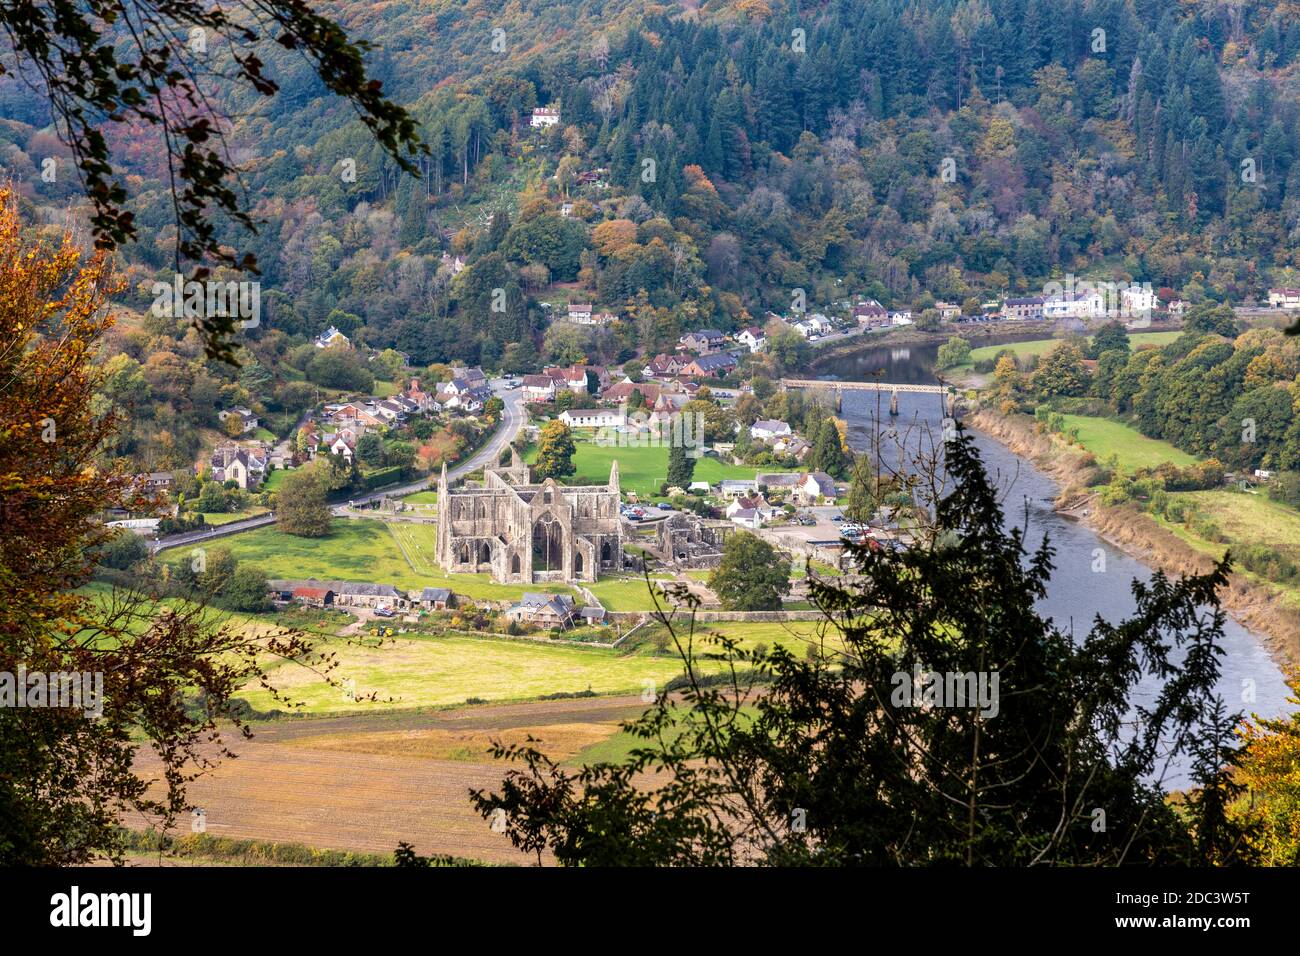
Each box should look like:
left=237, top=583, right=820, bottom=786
left=237, top=632, right=720, bottom=715
left=197, top=506, right=268, bottom=526
left=966, top=330, right=1182, bottom=366
left=533, top=441, right=793, bottom=497
left=582, top=574, right=678, bottom=611
left=1057, top=414, right=1198, bottom=471
left=400, top=490, right=439, bottom=504
left=160, top=518, right=578, bottom=603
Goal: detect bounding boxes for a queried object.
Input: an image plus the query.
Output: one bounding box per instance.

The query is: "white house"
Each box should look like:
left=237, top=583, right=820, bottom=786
left=793, top=471, right=837, bottom=505
left=890, top=310, right=914, bottom=326
left=330, top=435, right=355, bottom=462
left=1268, top=288, right=1300, bottom=310
left=521, top=374, right=557, bottom=403
left=315, top=326, right=351, bottom=349
left=560, top=408, right=625, bottom=429
left=218, top=407, right=259, bottom=433
left=567, top=302, right=593, bottom=322
left=1043, top=291, right=1106, bottom=320
left=1120, top=285, right=1157, bottom=318
left=531, top=107, right=561, bottom=128
left=935, top=302, right=961, bottom=321
left=737, top=326, right=767, bottom=352
left=750, top=419, right=793, bottom=442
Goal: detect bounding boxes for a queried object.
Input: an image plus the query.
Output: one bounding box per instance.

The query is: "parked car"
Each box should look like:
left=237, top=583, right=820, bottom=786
left=831, top=514, right=843, bottom=522
left=657, top=502, right=674, bottom=510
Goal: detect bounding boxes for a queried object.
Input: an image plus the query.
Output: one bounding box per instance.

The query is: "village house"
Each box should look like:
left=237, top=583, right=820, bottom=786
left=439, top=251, right=466, bottom=276
left=416, top=587, right=453, bottom=610
left=1166, top=299, right=1186, bottom=317
left=133, top=472, right=175, bottom=495
left=750, top=419, right=793, bottom=442
left=601, top=380, right=661, bottom=407
left=678, top=329, right=726, bottom=353
left=329, top=434, right=356, bottom=462
left=1268, top=288, right=1300, bottom=310
left=209, top=442, right=269, bottom=490
left=890, top=310, right=914, bottom=326
left=544, top=364, right=609, bottom=395
left=1042, top=291, right=1107, bottom=320
left=567, top=302, right=593, bottom=322
left=218, top=406, right=260, bottom=433
left=935, top=302, right=961, bottom=322
left=335, top=582, right=405, bottom=610
left=1120, top=286, right=1157, bottom=318
left=436, top=369, right=491, bottom=413
left=642, top=353, right=691, bottom=379
left=315, top=326, right=351, bottom=349
left=530, top=106, right=561, bottom=128
left=718, top=478, right=759, bottom=498
left=756, top=471, right=836, bottom=505
left=1002, top=296, right=1045, bottom=321
left=772, top=435, right=812, bottom=462
left=506, top=592, right=578, bottom=628
left=402, top=378, right=434, bottom=413
left=852, top=300, right=887, bottom=327
left=726, top=493, right=777, bottom=525
left=736, top=326, right=767, bottom=352
left=521, top=374, right=558, bottom=403
left=560, top=407, right=626, bottom=429
left=793, top=313, right=833, bottom=338
left=681, top=352, right=737, bottom=379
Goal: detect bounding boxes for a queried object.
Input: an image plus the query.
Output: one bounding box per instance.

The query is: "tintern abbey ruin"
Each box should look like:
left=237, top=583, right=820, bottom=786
left=435, top=448, right=623, bottom=584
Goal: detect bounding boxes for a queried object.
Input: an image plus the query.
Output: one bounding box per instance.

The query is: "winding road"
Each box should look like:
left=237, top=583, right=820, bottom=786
left=148, top=381, right=526, bottom=555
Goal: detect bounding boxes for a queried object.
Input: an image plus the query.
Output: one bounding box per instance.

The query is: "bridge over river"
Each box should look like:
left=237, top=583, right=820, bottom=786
left=780, top=378, right=950, bottom=394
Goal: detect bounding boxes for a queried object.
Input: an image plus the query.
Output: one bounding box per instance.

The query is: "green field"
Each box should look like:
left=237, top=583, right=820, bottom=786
left=1057, top=414, right=1198, bottom=472
left=237, top=631, right=720, bottom=715
left=251, top=426, right=278, bottom=443
left=162, top=518, right=577, bottom=603
left=583, top=574, right=678, bottom=611
left=197, top=507, right=268, bottom=526
left=535, top=441, right=792, bottom=497
left=636, top=618, right=841, bottom=653
left=967, top=330, right=1182, bottom=365
left=401, top=490, right=439, bottom=504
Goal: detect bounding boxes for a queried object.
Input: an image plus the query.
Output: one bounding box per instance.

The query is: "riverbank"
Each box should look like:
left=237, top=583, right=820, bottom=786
left=967, top=407, right=1300, bottom=667
left=808, top=319, right=1186, bottom=368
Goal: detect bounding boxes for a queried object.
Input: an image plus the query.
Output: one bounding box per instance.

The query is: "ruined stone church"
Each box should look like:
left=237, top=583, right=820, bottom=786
left=435, top=448, right=623, bottom=583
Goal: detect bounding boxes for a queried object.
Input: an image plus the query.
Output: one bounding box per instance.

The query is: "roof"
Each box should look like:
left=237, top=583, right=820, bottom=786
left=740, top=326, right=765, bottom=337
left=805, top=471, right=837, bottom=496
left=522, top=374, right=555, bottom=388
left=752, top=419, right=791, bottom=432
left=419, top=587, right=452, bottom=602
left=757, top=472, right=801, bottom=487
left=689, top=353, right=737, bottom=371
left=720, top=478, right=758, bottom=488
left=337, top=582, right=400, bottom=596
left=293, top=586, right=333, bottom=600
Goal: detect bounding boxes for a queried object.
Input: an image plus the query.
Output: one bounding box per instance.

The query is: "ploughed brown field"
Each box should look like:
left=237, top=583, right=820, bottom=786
left=129, top=696, right=656, bottom=866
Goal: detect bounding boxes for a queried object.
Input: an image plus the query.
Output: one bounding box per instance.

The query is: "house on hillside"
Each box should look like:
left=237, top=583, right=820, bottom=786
left=209, top=442, right=269, bottom=490
left=531, top=107, right=561, bottom=128
left=218, top=407, right=260, bottom=433
left=750, top=419, right=792, bottom=442
left=315, top=326, right=351, bottom=349
left=737, top=326, right=767, bottom=352
left=643, top=353, right=691, bottom=379
left=678, top=329, right=726, bottom=353
left=681, top=352, right=737, bottom=379
left=1268, top=288, right=1300, bottom=310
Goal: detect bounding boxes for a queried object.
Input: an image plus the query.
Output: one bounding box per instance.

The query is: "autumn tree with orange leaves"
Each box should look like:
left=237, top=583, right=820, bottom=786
left=0, top=190, right=337, bottom=865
